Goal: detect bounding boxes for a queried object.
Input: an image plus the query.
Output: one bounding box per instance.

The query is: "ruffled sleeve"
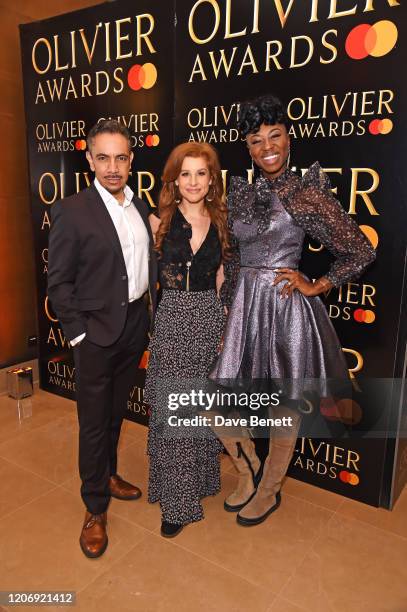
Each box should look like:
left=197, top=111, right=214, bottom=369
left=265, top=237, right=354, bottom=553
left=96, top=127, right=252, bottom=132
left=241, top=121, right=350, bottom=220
left=278, top=163, right=376, bottom=287
left=220, top=178, right=241, bottom=307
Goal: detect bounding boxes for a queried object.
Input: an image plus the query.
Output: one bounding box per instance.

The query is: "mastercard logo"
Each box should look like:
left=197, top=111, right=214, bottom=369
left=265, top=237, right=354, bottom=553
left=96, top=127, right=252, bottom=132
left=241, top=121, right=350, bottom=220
left=345, top=20, right=398, bottom=59
left=354, top=308, right=375, bottom=324
left=320, top=398, right=362, bottom=425
left=359, top=225, right=378, bottom=249
left=75, top=139, right=86, bottom=151
left=128, top=63, right=157, bottom=91
left=339, top=470, right=359, bottom=486
left=369, top=118, right=393, bottom=135
left=145, top=134, right=160, bottom=147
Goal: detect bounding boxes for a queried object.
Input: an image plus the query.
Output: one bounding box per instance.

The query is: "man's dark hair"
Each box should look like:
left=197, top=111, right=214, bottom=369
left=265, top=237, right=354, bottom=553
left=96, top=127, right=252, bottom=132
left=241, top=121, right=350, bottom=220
left=86, top=119, right=131, bottom=152
left=238, top=94, right=289, bottom=137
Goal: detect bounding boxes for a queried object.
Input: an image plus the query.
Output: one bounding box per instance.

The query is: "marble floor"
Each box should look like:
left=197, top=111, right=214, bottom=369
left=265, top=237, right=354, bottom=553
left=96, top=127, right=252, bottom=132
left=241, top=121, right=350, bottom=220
left=0, top=388, right=406, bottom=612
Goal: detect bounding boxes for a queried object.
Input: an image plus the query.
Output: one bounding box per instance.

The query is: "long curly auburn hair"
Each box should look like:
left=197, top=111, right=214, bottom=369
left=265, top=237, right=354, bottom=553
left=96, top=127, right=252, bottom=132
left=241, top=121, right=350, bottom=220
left=155, top=142, right=230, bottom=259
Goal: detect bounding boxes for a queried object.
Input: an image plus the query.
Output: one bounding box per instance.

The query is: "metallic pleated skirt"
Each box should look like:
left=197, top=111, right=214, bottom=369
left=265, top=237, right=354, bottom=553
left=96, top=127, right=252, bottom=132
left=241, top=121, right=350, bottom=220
left=210, top=267, right=349, bottom=400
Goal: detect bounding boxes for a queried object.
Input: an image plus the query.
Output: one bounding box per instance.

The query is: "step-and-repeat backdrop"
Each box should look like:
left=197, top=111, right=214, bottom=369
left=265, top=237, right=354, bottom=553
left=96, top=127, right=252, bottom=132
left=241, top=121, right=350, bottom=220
left=20, top=0, right=175, bottom=425
left=20, top=0, right=406, bottom=508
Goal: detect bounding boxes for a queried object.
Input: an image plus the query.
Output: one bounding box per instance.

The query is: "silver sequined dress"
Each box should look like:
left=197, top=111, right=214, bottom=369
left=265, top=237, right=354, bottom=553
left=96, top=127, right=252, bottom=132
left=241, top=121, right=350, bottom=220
left=210, top=163, right=376, bottom=399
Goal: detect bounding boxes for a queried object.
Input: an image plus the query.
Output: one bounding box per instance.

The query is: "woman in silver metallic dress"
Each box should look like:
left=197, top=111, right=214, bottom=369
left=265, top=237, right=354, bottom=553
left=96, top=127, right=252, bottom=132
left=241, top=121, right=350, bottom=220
left=210, top=95, right=376, bottom=526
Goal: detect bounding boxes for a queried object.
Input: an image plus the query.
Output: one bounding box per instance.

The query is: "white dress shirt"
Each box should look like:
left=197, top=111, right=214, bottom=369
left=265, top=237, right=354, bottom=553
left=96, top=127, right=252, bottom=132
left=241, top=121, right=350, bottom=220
left=70, top=179, right=149, bottom=346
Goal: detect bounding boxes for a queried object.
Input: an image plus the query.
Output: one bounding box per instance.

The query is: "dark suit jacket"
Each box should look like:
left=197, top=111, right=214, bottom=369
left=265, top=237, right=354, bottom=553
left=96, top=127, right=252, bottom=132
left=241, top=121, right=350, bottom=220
left=47, top=183, right=157, bottom=347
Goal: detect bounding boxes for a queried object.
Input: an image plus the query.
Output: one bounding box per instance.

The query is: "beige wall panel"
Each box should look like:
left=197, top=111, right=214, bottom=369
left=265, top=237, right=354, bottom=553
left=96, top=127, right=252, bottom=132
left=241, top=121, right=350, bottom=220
left=0, top=0, right=101, bottom=366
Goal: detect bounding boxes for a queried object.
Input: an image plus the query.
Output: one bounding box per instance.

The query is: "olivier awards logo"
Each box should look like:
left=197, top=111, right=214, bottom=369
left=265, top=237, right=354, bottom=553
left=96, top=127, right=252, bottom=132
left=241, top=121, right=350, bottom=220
left=324, top=280, right=377, bottom=326
left=35, top=120, right=87, bottom=153
left=127, top=352, right=150, bottom=418
left=186, top=0, right=400, bottom=83
left=98, top=112, right=160, bottom=150
left=31, top=14, right=158, bottom=104
left=127, top=386, right=148, bottom=417
left=288, top=89, right=395, bottom=140
left=47, top=359, right=76, bottom=391
left=293, top=438, right=361, bottom=485
left=187, top=103, right=241, bottom=144
left=45, top=296, right=70, bottom=349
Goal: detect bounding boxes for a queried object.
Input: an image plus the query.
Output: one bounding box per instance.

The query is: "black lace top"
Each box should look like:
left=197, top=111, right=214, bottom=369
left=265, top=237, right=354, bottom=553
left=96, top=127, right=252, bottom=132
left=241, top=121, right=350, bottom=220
left=159, top=208, right=222, bottom=292
left=221, top=162, right=376, bottom=307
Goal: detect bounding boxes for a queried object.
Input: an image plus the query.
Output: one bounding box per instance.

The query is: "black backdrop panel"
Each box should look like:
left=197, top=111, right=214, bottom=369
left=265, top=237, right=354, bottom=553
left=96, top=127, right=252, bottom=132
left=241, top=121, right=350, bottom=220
left=20, top=0, right=175, bottom=426
left=173, top=0, right=406, bottom=507
left=20, top=1, right=407, bottom=507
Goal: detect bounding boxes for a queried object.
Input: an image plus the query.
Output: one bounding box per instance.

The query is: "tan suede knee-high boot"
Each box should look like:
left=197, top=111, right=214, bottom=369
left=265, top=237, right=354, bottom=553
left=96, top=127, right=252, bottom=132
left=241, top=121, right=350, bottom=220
left=237, top=405, right=301, bottom=526
left=220, top=436, right=262, bottom=512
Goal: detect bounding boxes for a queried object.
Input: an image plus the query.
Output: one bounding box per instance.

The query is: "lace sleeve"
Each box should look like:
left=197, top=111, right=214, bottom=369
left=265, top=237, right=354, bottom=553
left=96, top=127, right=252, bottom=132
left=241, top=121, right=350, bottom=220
left=279, top=163, right=376, bottom=287
left=220, top=184, right=241, bottom=307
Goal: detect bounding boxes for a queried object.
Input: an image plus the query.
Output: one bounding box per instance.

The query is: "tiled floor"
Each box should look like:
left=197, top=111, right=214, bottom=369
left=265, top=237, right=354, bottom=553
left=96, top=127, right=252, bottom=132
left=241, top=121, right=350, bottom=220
left=0, top=389, right=406, bottom=611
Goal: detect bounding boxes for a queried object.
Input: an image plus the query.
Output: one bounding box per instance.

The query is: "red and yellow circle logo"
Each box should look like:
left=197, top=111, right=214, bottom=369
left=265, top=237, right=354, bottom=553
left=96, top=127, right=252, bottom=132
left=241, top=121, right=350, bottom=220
left=75, top=139, right=86, bottom=151
left=339, top=470, right=360, bottom=486
left=128, top=63, right=158, bottom=91
left=369, top=118, right=393, bottom=135
left=345, top=20, right=398, bottom=59
left=145, top=134, right=160, bottom=147
left=320, top=398, right=362, bottom=425
left=354, top=308, right=375, bottom=324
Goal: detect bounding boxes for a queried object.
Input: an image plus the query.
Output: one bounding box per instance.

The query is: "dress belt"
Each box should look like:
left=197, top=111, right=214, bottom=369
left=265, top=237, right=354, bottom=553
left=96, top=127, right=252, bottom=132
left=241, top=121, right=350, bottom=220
left=240, top=265, right=298, bottom=271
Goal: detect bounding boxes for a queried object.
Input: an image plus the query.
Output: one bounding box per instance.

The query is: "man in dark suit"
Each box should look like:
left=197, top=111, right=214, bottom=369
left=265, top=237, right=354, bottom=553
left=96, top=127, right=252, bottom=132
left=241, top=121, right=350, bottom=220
left=48, top=119, right=156, bottom=558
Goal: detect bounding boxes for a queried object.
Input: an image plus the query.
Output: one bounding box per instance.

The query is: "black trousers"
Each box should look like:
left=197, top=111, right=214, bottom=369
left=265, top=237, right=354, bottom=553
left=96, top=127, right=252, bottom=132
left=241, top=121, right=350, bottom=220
left=73, top=298, right=149, bottom=514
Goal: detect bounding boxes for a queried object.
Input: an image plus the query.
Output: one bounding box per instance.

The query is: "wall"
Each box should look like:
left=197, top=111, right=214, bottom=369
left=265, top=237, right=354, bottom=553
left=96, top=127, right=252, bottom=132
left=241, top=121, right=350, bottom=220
left=0, top=0, right=101, bottom=367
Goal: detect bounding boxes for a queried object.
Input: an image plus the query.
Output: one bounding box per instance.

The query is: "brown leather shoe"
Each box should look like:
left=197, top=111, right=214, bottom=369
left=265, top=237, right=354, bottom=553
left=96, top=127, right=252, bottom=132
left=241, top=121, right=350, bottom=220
left=79, top=512, right=108, bottom=558
left=109, top=474, right=142, bottom=501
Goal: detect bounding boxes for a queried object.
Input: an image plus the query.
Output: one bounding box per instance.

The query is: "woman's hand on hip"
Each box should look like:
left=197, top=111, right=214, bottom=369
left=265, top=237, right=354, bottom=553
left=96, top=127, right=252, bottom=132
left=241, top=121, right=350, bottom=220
left=272, top=268, right=320, bottom=298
